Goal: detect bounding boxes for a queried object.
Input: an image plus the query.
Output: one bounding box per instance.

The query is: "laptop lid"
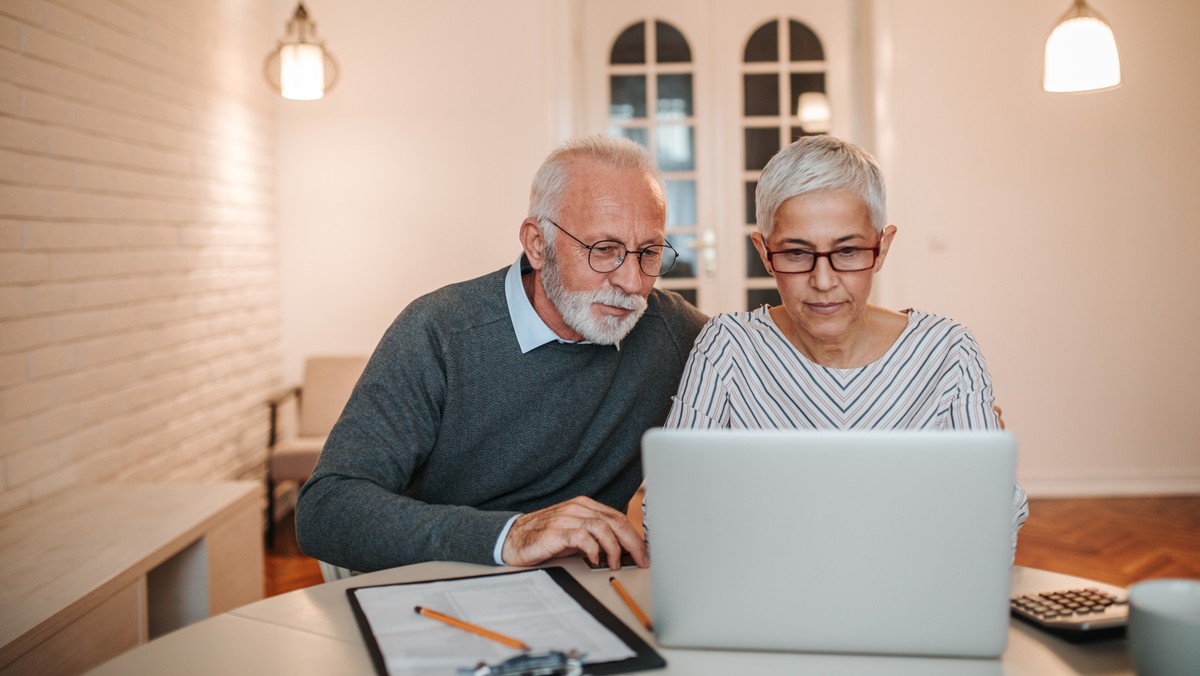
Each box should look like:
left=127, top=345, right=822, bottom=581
left=642, top=428, right=1015, bottom=658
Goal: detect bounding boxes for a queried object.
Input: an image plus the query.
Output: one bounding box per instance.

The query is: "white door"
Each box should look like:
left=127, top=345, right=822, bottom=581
left=581, top=0, right=861, bottom=315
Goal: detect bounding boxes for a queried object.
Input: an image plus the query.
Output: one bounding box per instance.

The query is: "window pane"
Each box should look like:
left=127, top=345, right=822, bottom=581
left=608, top=126, right=649, bottom=149
left=611, top=22, right=645, bottom=64
left=747, top=288, right=782, bottom=310
left=788, top=73, right=827, bottom=115
left=744, top=181, right=757, bottom=225
left=656, top=21, right=692, bottom=63
left=610, top=75, right=647, bottom=119
left=666, top=180, right=696, bottom=226
left=675, top=287, right=699, bottom=307
left=744, top=127, right=780, bottom=171
left=746, top=237, right=771, bottom=278
left=657, top=74, right=693, bottom=119
left=662, top=232, right=697, bottom=279
left=744, top=20, right=778, bottom=62
left=789, top=20, right=825, bottom=61
left=656, top=125, right=695, bottom=171
left=743, top=74, right=779, bottom=117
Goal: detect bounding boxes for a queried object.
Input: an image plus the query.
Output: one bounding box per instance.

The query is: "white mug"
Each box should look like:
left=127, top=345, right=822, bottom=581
left=1128, top=578, right=1200, bottom=676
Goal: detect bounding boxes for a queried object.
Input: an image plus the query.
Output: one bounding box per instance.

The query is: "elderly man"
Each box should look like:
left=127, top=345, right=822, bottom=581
left=295, top=136, right=707, bottom=573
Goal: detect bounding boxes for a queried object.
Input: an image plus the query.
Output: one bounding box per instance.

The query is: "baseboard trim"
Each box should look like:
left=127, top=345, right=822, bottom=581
left=1022, top=475, right=1200, bottom=498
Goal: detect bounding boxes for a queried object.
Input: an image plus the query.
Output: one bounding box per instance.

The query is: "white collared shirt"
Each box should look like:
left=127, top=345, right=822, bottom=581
left=505, top=254, right=571, bottom=354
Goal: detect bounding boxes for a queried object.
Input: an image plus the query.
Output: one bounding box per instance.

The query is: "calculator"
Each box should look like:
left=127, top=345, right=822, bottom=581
left=1010, top=588, right=1128, bottom=638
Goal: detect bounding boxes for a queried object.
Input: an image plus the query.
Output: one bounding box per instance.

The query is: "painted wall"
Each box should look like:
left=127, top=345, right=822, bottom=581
left=275, top=0, right=1199, bottom=496
left=0, top=0, right=281, bottom=514
left=872, top=0, right=1200, bottom=495
left=275, top=0, right=571, bottom=381
left=12, top=0, right=1190, bottom=519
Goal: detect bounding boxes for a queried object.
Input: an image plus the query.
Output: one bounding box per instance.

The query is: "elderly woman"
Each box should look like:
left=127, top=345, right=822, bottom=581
left=657, top=135, right=1028, bottom=551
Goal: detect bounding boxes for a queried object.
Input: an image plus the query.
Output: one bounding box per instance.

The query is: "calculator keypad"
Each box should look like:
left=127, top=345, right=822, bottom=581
left=1010, top=588, right=1128, bottom=631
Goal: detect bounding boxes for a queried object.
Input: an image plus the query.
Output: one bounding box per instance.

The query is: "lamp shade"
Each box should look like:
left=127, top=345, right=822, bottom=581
left=1043, top=1, right=1121, bottom=93
left=264, top=3, right=339, bottom=100
left=281, top=44, right=325, bottom=100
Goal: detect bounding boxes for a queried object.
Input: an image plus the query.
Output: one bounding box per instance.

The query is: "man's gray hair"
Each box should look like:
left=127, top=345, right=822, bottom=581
left=755, top=135, right=886, bottom=238
left=528, top=135, right=665, bottom=245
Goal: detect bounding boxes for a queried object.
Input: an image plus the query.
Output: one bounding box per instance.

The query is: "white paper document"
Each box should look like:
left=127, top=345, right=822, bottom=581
left=352, top=569, right=635, bottom=676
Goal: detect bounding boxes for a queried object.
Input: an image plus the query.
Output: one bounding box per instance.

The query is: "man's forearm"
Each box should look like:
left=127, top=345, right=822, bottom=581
left=296, top=473, right=519, bottom=571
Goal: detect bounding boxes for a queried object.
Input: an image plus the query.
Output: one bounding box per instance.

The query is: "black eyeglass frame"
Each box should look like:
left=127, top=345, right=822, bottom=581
left=764, top=243, right=882, bottom=274
left=546, top=219, right=679, bottom=277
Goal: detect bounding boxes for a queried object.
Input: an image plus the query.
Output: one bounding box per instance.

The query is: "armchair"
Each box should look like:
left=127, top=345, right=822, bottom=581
left=265, top=355, right=368, bottom=546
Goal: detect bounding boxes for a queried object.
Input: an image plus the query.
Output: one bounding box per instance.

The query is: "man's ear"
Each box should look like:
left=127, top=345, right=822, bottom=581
left=519, top=219, right=547, bottom=271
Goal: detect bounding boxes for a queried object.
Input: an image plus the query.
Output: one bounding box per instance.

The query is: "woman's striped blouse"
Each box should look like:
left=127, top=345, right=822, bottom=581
left=660, top=307, right=1029, bottom=550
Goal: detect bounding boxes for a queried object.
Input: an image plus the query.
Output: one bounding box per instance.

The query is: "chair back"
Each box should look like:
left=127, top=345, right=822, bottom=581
left=298, top=356, right=369, bottom=437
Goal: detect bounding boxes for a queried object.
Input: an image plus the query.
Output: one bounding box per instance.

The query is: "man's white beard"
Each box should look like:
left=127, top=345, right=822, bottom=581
left=542, top=246, right=648, bottom=345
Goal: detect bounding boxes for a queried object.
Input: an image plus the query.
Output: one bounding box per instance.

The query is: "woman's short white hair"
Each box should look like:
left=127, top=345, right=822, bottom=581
left=755, top=135, right=886, bottom=238
left=528, top=134, right=665, bottom=245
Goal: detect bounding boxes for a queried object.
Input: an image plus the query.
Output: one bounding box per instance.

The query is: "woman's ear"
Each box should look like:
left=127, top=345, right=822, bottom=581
left=751, top=231, right=774, bottom=276
left=519, top=219, right=547, bottom=271
left=874, top=224, right=898, bottom=273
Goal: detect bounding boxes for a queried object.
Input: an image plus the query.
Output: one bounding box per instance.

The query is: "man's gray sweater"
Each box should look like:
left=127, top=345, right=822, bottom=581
left=295, top=264, right=707, bottom=571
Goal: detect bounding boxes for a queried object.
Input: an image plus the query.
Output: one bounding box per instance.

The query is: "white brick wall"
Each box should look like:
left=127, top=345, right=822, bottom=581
left=0, top=0, right=280, bottom=514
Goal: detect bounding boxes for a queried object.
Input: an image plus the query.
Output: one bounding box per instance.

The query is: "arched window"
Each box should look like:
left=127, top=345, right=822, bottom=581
left=741, top=18, right=828, bottom=310
left=607, top=19, right=700, bottom=307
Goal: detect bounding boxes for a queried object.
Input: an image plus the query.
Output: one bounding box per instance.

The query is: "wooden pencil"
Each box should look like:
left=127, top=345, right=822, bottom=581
left=609, top=576, right=654, bottom=632
left=414, top=605, right=530, bottom=651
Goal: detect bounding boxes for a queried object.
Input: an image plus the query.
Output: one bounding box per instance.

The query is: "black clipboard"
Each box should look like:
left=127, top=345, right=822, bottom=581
left=346, top=566, right=666, bottom=675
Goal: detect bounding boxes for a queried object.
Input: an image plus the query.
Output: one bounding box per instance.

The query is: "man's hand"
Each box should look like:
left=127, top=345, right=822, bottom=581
left=501, top=496, right=648, bottom=569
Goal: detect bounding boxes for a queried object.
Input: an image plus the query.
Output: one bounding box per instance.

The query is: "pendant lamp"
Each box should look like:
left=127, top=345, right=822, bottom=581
left=796, top=92, right=832, bottom=133
left=264, top=3, right=339, bottom=101
left=1043, top=0, right=1121, bottom=93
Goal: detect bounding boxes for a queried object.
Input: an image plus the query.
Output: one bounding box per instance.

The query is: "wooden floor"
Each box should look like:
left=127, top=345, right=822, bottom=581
left=1011, top=495, right=1200, bottom=586
left=264, top=513, right=323, bottom=597
left=264, top=495, right=1200, bottom=597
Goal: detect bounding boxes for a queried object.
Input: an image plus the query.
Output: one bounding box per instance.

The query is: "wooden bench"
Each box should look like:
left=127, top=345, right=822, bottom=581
left=0, top=482, right=263, bottom=675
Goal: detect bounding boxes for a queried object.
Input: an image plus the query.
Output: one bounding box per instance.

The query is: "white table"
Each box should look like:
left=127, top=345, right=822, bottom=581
left=89, top=561, right=1132, bottom=675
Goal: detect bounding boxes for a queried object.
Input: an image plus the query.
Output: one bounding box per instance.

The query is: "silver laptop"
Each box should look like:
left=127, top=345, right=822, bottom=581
left=642, top=428, right=1015, bottom=658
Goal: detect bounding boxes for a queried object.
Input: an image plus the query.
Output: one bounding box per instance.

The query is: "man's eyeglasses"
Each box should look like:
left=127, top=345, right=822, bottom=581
left=547, top=219, right=679, bottom=277
left=765, top=243, right=881, bottom=274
